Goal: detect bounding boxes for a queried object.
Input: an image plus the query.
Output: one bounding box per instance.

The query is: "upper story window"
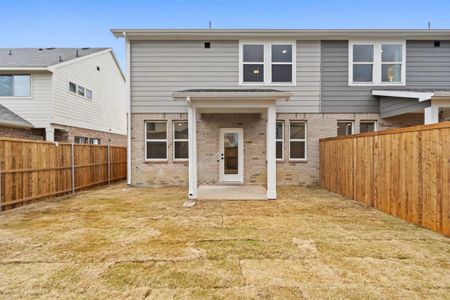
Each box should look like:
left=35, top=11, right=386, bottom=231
left=349, top=40, right=405, bottom=86
left=69, top=81, right=93, bottom=100
left=240, top=41, right=296, bottom=85
left=0, top=75, right=31, bottom=97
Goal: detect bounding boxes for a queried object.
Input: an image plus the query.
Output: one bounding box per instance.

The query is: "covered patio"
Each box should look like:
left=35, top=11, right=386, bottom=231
left=172, top=89, right=292, bottom=201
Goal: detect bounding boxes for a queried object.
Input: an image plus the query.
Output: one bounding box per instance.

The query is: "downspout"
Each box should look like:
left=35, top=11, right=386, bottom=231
left=124, top=32, right=132, bottom=186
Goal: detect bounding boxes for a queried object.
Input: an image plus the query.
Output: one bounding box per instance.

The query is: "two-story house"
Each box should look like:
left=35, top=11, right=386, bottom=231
left=112, top=29, right=450, bottom=200
left=0, top=48, right=126, bottom=145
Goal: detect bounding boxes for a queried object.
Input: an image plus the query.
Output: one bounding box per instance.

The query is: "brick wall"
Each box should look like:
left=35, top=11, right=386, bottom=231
left=131, top=112, right=425, bottom=188
left=63, top=126, right=127, bottom=146
left=0, top=126, right=45, bottom=140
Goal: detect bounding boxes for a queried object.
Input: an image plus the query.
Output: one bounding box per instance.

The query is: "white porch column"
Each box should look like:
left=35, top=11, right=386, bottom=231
left=424, top=105, right=439, bottom=124
left=45, top=127, right=55, bottom=142
left=266, top=104, right=277, bottom=199
left=188, top=104, right=198, bottom=199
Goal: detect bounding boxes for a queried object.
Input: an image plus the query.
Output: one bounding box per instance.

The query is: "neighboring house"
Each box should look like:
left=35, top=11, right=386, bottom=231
left=112, top=29, right=450, bottom=200
left=0, top=48, right=127, bottom=145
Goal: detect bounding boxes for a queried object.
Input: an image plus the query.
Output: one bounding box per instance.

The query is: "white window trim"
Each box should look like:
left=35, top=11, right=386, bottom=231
left=0, top=74, right=32, bottom=98
left=239, top=40, right=297, bottom=86
left=289, top=121, right=307, bottom=161
left=144, top=121, right=168, bottom=161
left=276, top=121, right=284, bottom=161
left=348, top=40, right=406, bottom=86
left=173, top=120, right=189, bottom=161
left=359, top=120, right=378, bottom=133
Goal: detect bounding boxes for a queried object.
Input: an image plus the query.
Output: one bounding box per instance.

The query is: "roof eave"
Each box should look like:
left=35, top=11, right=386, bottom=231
left=111, top=29, right=450, bottom=40
left=172, top=91, right=292, bottom=101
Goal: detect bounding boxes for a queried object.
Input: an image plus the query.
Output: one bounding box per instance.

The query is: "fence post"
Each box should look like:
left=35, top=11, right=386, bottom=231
left=107, top=145, right=111, bottom=184
left=71, top=143, right=75, bottom=194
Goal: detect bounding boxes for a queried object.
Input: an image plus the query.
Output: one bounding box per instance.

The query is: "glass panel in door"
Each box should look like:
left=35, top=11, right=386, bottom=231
left=224, top=133, right=238, bottom=174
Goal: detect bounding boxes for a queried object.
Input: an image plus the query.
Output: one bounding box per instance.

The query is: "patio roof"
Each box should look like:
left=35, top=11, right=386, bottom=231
left=172, top=89, right=292, bottom=101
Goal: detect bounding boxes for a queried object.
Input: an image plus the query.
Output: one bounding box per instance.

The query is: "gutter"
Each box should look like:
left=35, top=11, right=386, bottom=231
left=0, top=121, right=33, bottom=129
left=124, top=32, right=132, bottom=186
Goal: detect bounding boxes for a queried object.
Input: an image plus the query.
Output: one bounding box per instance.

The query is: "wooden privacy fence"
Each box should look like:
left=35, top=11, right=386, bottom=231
left=320, top=122, right=450, bottom=237
left=0, top=138, right=127, bottom=210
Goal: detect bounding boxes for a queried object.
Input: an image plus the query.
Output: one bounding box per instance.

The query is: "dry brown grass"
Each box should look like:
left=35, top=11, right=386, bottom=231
left=0, top=184, right=449, bottom=299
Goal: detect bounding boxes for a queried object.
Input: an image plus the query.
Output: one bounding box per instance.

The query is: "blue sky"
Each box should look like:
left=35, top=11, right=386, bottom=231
left=2, top=0, right=450, bottom=68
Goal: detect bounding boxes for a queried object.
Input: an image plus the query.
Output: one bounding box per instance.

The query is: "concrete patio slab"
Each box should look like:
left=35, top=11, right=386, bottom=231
left=197, top=185, right=267, bottom=200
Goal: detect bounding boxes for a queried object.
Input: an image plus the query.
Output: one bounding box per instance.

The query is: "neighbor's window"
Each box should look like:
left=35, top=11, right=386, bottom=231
left=360, top=121, right=377, bottom=133
left=0, top=75, right=31, bottom=97
left=145, top=121, right=167, bottom=160
left=349, top=41, right=405, bottom=85
left=78, top=85, right=85, bottom=97
left=337, top=121, right=354, bottom=136
left=289, top=121, right=306, bottom=160
left=89, top=138, right=101, bottom=145
left=276, top=121, right=284, bottom=160
left=241, top=42, right=295, bottom=85
left=173, top=121, right=188, bottom=160
left=86, top=89, right=93, bottom=100
left=74, top=136, right=89, bottom=144
left=69, top=82, right=76, bottom=93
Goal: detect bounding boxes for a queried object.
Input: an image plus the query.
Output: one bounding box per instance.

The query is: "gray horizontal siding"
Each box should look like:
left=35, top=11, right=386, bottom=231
left=130, top=40, right=320, bottom=113
left=321, top=40, right=450, bottom=113
left=380, top=97, right=429, bottom=118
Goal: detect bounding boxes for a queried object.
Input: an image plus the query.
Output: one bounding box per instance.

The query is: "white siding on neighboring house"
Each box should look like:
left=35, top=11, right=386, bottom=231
left=52, top=51, right=126, bottom=135
left=130, top=40, right=321, bottom=113
left=0, top=71, right=53, bottom=128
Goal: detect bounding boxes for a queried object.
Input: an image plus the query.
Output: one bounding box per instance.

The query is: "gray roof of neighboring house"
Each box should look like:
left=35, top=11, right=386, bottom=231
left=0, top=48, right=109, bottom=68
left=0, top=104, right=33, bottom=128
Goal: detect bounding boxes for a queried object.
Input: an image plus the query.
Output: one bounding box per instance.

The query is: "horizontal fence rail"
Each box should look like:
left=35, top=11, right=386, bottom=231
left=0, top=138, right=127, bottom=210
left=320, top=122, right=450, bottom=237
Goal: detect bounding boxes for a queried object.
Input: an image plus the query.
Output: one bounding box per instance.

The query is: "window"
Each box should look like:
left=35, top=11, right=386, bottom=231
left=276, top=121, right=284, bottom=160
left=86, top=89, right=93, bottom=100
left=0, top=75, right=30, bottom=97
left=349, top=40, right=405, bottom=85
left=337, top=121, right=354, bottom=136
left=69, top=82, right=76, bottom=93
left=360, top=121, right=377, bottom=133
left=89, top=138, right=101, bottom=145
left=240, top=41, right=296, bottom=85
left=78, top=85, right=85, bottom=97
left=145, top=121, right=167, bottom=160
left=74, top=136, right=89, bottom=144
left=289, top=121, right=306, bottom=160
left=173, top=121, right=188, bottom=160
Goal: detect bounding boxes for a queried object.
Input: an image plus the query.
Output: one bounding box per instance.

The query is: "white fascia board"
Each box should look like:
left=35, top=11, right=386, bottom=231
left=0, top=67, right=48, bottom=71
left=172, top=91, right=292, bottom=100
left=372, top=90, right=434, bottom=102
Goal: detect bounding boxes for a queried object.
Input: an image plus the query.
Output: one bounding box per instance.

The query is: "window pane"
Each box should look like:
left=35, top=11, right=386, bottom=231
left=272, top=45, right=292, bottom=62
left=14, top=75, right=30, bottom=97
left=86, top=89, right=93, bottom=100
left=337, top=122, right=353, bottom=136
left=290, top=122, right=305, bottom=139
left=243, top=45, right=264, bottom=62
left=174, top=121, right=188, bottom=139
left=382, top=45, right=402, bottom=62
left=272, top=64, right=292, bottom=83
left=243, top=64, right=264, bottom=82
left=0, top=76, right=13, bottom=96
left=89, top=138, right=101, bottom=145
left=353, top=64, right=373, bottom=82
left=69, top=82, right=76, bottom=93
left=290, top=141, right=305, bottom=159
left=175, top=141, right=188, bottom=159
left=382, top=64, right=402, bottom=82
left=360, top=122, right=376, bottom=133
left=276, top=122, right=283, bottom=139
left=276, top=141, right=283, bottom=159
left=78, top=86, right=85, bottom=96
left=146, top=141, right=167, bottom=159
left=146, top=122, right=167, bottom=139
left=353, top=45, right=374, bottom=62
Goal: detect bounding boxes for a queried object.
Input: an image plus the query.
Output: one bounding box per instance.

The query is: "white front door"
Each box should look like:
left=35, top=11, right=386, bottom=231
left=219, top=128, right=244, bottom=183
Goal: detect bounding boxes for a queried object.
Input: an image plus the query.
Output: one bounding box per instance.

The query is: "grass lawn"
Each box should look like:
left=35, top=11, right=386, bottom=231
left=0, top=183, right=449, bottom=299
